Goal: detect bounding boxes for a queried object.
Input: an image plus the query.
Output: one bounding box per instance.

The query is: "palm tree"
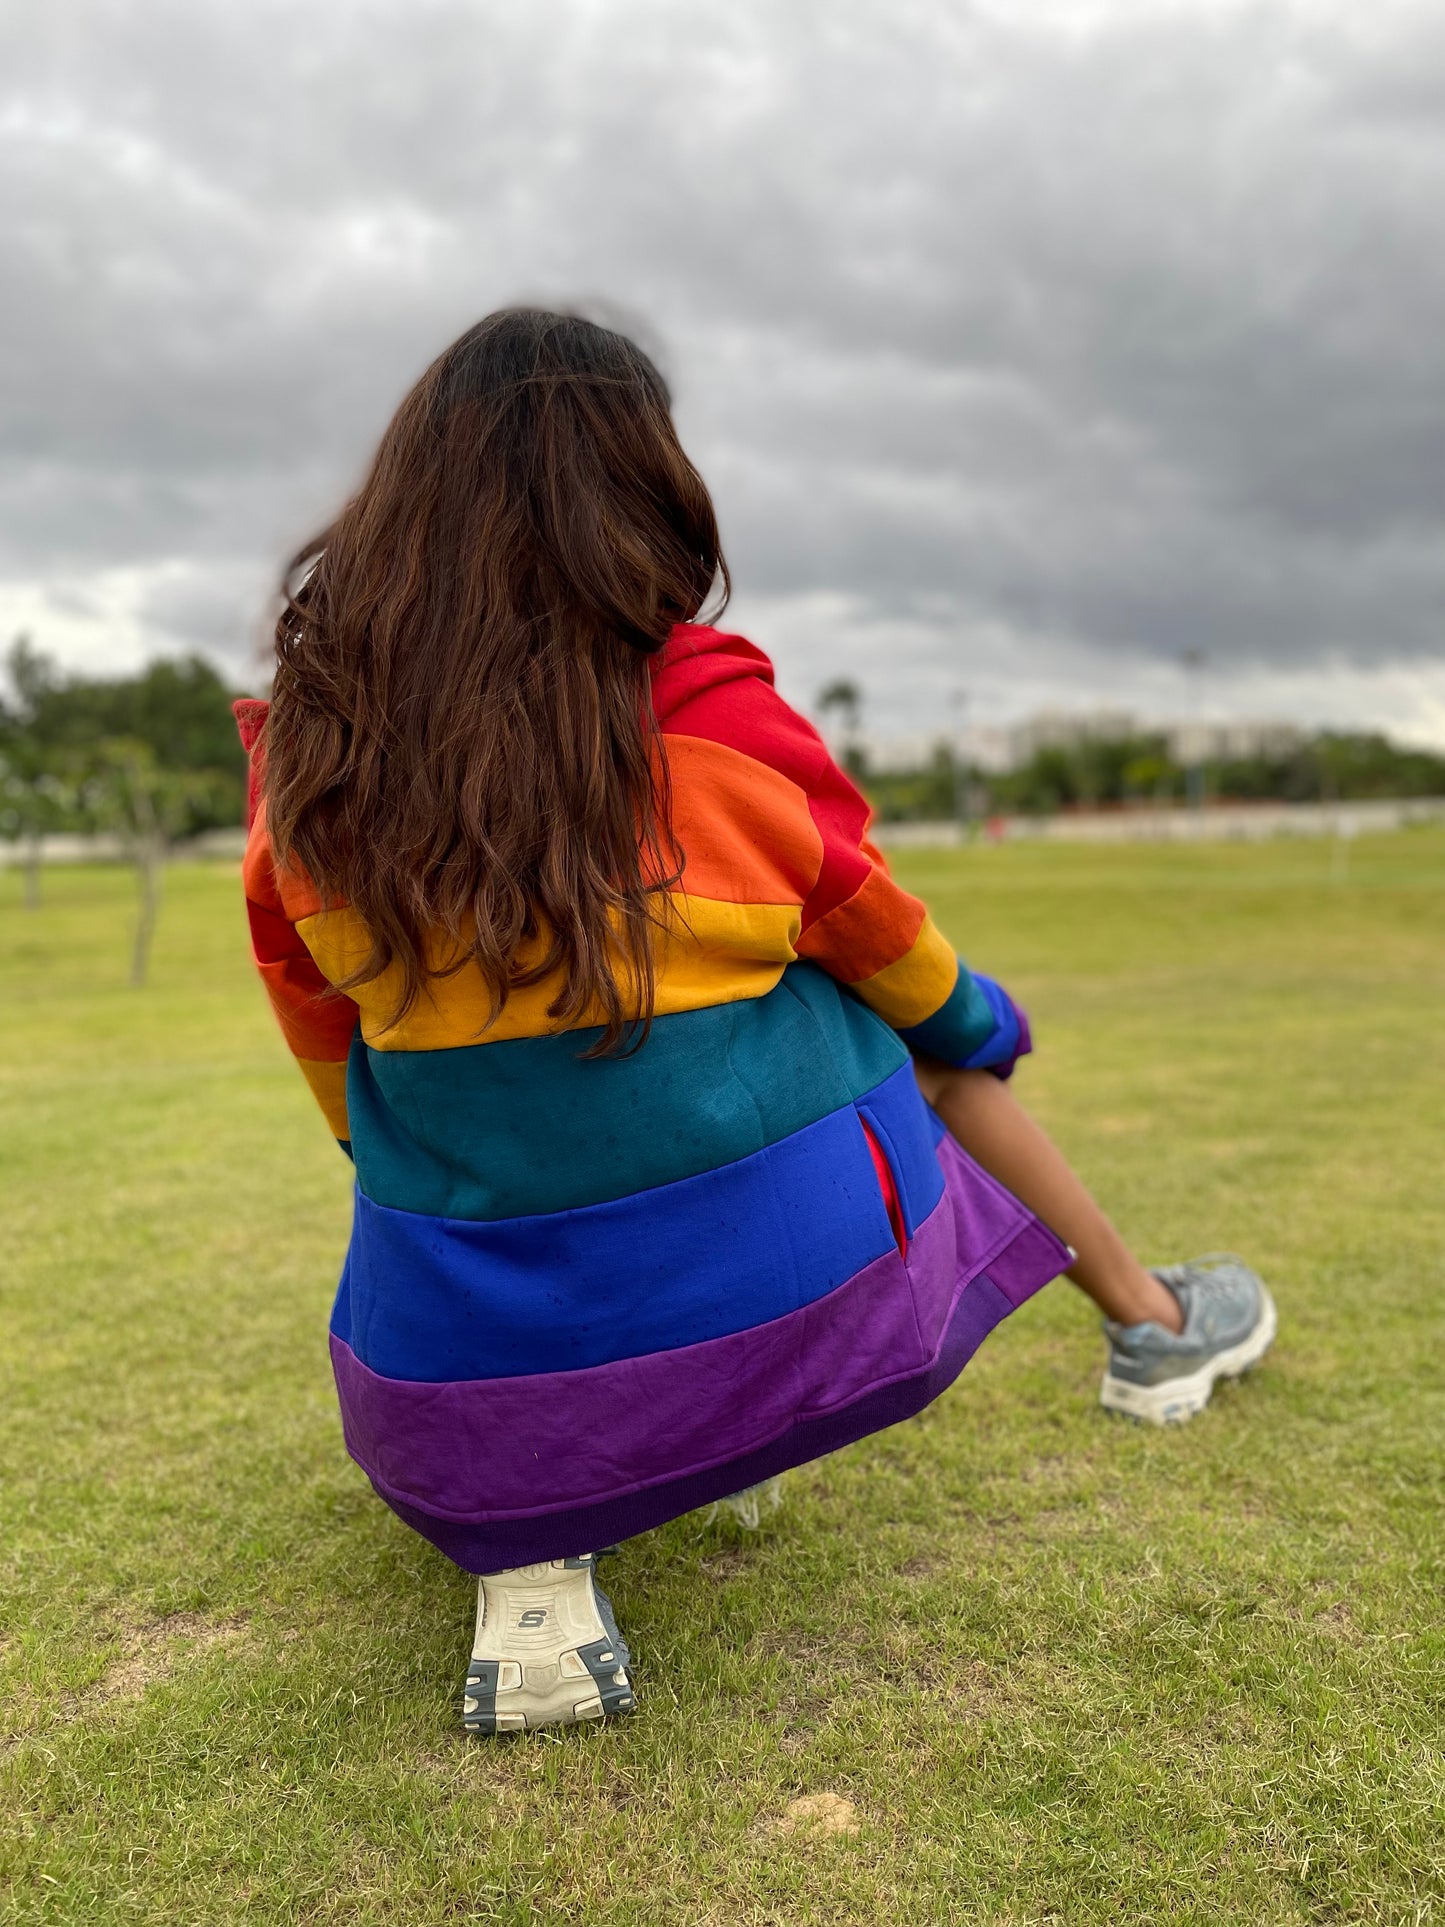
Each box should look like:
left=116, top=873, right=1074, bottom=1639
left=817, top=680, right=866, bottom=776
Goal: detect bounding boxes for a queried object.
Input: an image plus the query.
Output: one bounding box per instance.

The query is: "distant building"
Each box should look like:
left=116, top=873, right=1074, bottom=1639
left=855, top=725, right=1018, bottom=773
left=1008, top=710, right=1141, bottom=762
left=1007, top=710, right=1304, bottom=768
left=1166, top=720, right=1305, bottom=763
left=855, top=712, right=1306, bottom=774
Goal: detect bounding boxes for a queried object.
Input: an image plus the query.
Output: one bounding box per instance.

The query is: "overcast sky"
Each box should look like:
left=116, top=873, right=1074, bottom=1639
left=3, top=0, right=1442, bottom=745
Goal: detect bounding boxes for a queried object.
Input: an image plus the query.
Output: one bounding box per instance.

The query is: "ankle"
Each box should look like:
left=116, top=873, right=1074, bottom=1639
left=1120, top=1270, right=1184, bottom=1334
left=1073, top=1256, right=1184, bottom=1334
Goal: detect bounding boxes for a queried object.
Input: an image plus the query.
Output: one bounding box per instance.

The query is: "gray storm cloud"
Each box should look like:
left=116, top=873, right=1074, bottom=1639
left=2, top=0, right=1442, bottom=737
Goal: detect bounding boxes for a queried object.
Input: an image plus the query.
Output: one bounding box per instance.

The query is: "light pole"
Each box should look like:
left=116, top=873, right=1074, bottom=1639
left=1180, top=648, right=1208, bottom=810
left=951, top=687, right=970, bottom=840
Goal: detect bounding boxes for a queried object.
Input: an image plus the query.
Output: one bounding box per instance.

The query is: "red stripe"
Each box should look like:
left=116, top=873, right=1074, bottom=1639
left=653, top=626, right=878, bottom=933
left=232, top=698, right=269, bottom=828
left=861, top=1117, right=907, bottom=1256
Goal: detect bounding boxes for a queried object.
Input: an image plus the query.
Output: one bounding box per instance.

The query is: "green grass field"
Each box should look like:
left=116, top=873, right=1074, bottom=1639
left=3, top=835, right=1443, bottom=1926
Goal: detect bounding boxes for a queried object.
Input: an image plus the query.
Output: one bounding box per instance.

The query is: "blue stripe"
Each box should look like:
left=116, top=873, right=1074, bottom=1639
left=960, top=972, right=1023, bottom=1070
left=894, top=958, right=999, bottom=1067
left=331, top=1062, right=945, bottom=1382
left=856, top=1057, right=950, bottom=1239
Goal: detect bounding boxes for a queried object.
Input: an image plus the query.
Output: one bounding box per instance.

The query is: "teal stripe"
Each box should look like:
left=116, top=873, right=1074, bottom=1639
left=348, top=961, right=909, bottom=1220
left=894, top=958, right=998, bottom=1066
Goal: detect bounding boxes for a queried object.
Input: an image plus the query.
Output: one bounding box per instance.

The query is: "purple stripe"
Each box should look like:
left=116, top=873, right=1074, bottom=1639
left=330, top=1138, right=1069, bottom=1566
left=391, top=1266, right=1029, bottom=1572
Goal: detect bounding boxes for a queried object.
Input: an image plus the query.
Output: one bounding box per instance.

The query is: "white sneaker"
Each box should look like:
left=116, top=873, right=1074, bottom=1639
left=716, top=1476, right=784, bottom=1530
left=461, top=1554, right=635, bottom=1735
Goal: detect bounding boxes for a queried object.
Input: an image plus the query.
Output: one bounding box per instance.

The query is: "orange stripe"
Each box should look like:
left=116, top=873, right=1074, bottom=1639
left=242, top=804, right=327, bottom=924
left=850, top=915, right=959, bottom=1028
left=794, top=862, right=927, bottom=983
left=257, top=954, right=359, bottom=1061
left=654, top=734, right=822, bottom=906
left=246, top=744, right=820, bottom=920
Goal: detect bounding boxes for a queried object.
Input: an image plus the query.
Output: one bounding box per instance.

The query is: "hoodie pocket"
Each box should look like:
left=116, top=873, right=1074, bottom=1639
left=860, top=1115, right=908, bottom=1259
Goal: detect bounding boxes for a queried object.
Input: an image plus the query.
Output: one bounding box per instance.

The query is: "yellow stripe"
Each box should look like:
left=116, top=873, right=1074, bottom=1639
left=296, top=1056, right=350, bottom=1138
left=295, top=895, right=802, bottom=1052
left=849, top=915, right=958, bottom=1027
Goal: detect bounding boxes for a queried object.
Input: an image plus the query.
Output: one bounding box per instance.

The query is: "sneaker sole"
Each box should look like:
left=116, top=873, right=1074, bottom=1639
left=462, top=1561, right=635, bottom=1736
left=1100, top=1285, right=1277, bottom=1425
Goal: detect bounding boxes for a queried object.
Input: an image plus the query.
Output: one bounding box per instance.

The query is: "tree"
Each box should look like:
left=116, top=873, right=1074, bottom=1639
left=4, top=638, right=247, bottom=833
left=3, top=632, right=256, bottom=912
left=817, top=679, right=866, bottom=778
left=1121, top=751, right=1176, bottom=802
left=0, top=637, right=81, bottom=907
left=0, top=739, right=79, bottom=908
left=83, top=740, right=227, bottom=986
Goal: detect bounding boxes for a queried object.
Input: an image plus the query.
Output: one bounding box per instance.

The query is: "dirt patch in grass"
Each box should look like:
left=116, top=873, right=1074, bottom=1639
left=895, top=1551, right=948, bottom=1582
left=91, top=1610, right=250, bottom=1706
left=760, top=1791, right=863, bottom=1839
left=0, top=1610, right=250, bottom=1758
left=1309, top=1600, right=1358, bottom=1641
left=923, top=1655, right=1020, bottom=1717
left=756, top=1627, right=1019, bottom=1746
left=698, top=1547, right=754, bottom=1580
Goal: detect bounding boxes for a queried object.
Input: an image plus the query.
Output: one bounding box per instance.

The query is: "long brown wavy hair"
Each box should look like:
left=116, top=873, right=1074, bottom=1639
left=263, top=308, right=728, bottom=1052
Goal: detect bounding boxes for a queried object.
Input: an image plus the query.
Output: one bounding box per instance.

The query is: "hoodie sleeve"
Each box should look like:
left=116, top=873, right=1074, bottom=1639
left=796, top=748, right=1032, bottom=1073
left=653, top=628, right=1032, bottom=1075
left=234, top=701, right=360, bottom=1147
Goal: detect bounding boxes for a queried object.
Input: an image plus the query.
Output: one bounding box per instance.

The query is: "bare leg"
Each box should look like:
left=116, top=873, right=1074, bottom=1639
left=913, top=1059, right=1184, bottom=1334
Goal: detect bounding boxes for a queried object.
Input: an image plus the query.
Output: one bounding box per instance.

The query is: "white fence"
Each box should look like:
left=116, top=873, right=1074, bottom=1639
left=0, top=828, right=248, bottom=867
left=872, top=796, right=1445, bottom=848
left=4, top=799, right=1444, bottom=868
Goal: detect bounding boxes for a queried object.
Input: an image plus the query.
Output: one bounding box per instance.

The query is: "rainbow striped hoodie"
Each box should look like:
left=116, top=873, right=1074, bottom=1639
left=239, top=625, right=1069, bottom=1571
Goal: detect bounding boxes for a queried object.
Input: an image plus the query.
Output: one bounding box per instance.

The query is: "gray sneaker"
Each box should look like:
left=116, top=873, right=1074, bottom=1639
left=462, top=1554, right=635, bottom=1735
left=1101, top=1255, right=1277, bottom=1424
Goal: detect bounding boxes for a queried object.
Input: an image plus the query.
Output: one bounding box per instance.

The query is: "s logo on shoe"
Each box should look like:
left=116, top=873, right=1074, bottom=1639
left=518, top=1609, right=547, bottom=1627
